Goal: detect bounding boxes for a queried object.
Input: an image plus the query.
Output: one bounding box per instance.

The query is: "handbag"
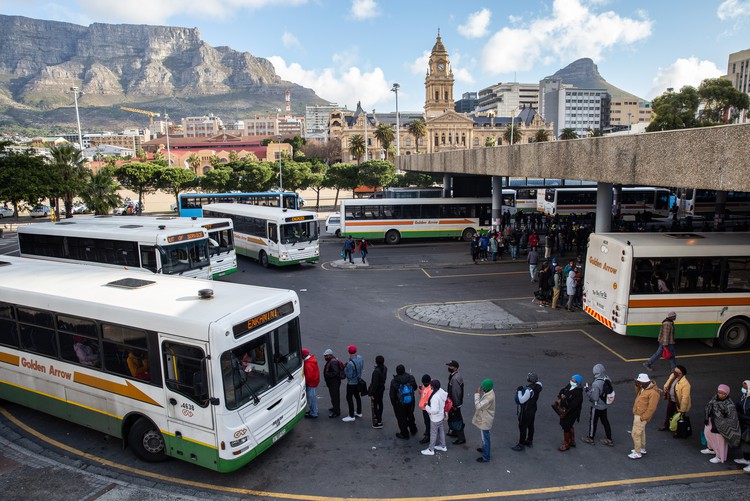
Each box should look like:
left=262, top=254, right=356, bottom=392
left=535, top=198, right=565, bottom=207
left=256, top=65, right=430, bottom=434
left=357, top=378, right=368, bottom=396
left=340, top=250, right=345, bottom=258
left=551, top=399, right=568, bottom=418
left=661, top=346, right=673, bottom=359
left=669, top=412, right=681, bottom=432
left=676, top=414, right=692, bottom=438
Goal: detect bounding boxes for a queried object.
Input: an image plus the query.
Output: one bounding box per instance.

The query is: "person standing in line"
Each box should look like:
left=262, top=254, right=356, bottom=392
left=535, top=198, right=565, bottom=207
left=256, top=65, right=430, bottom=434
left=421, top=379, right=449, bottom=456
left=512, top=372, right=543, bottom=451
left=342, top=235, right=355, bottom=264
left=359, top=239, right=369, bottom=263
left=565, top=268, right=577, bottom=311
left=544, top=233, right=552, bottom=260
left=734, top=379, right=750, bottom=472
left=629, top=373, right=660, bottom=459
left=643, top=311, right=678, bottom=372
left=556, top=374, right=584, bottom=451
left=470, top=235, right=480, bottom=264
left=368, top=355, right=387, bottom=429
left=389, top=364, right=418, bottom=439
left=527, top=246, right=540, bottom=282
left=417, top=374, right=433, bottom=445
left=302, top=348, right=320, bottom=419
left=582, top=364, right=614, bottom=446
left=702, top=384, right=741, bottom=464
left=659, top=365, right=691, bottom=433
left=551, top=266, right=563, bottom=309
left=473, top=379, right=496, bottom=463
left=488, top=232, right=499, bottom=262
left=479, top=232, right=489, bottom=261
left=342, top=345, right=364, bottom=422
left=322, top=348, right=342, bottom=418
left=446, top=360, right=467, bottom=445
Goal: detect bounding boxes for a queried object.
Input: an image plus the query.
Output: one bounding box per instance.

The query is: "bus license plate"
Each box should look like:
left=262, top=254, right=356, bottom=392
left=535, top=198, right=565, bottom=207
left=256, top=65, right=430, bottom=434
left=272, top=429, right=286, bottom=443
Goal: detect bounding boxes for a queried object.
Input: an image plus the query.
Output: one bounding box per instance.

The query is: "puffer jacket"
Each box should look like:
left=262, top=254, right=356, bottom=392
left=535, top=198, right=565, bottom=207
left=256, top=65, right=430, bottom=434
left=632, top=380, right=660, bottom=422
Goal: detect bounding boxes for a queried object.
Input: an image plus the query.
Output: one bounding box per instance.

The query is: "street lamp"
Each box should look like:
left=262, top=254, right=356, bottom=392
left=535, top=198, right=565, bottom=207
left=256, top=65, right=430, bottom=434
left=627, top=112, right=632, bottom=134
left=70, top=86, right=84, bottom=151
left=391, top=83, right=400, bottom=157
left=165, top=112, right=171, bottom=166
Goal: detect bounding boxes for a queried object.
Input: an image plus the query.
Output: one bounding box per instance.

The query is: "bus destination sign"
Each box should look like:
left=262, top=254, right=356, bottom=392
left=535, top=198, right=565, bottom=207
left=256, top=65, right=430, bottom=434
left=285, top=215, right=315, bottom=223
left=233, top=302, right=294, bottom=338
left=166, top=231, right=205, bottom=243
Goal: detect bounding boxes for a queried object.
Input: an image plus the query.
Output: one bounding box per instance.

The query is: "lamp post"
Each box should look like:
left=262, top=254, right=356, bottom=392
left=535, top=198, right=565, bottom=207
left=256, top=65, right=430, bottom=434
left=165, top=112, right=171, bottom=166
left=627, top=112, right=632, bottom=134
left=70, top=86, right=84, bottom=151
left=391, top=83, right=400, bottom=157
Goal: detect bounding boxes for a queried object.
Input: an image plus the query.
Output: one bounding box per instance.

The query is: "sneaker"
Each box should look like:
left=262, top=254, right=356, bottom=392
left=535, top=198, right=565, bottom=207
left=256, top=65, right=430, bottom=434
left=628, top=452, right=642, bottom=459
left=744, top=465, right=750, bottom=473
left=582, top=436, right=595, bottom=445
left=419, top=437, right=430, bottom=444
left=600, top=439, right=614, bottom=447
left=734, top=458, right=750, bottom=465
left=631, top=449, right=647, bottom=455
left=434, top=445, right=447, bottom=452
left=342, top=416, right=355, bottom=422
left=354, top=412, right=363, bottom=418
left=372, top=423, right=383, bottom=429
left=421, top=448, right=435, bottom=456
left=642, top=362, right=652, bottom=372
left=511, top=444, right=524, bottom=451
left=709, top=457, right=723, bottom=464
left=701, top=448, right=716, bottom=455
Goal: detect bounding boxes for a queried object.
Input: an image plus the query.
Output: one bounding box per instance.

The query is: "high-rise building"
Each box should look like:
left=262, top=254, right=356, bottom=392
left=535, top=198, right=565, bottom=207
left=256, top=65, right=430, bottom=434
left=725, top=49, right=750, bottom=123
left=540, top=79, right=608, bottom=138
left=454, top=92, right=478, bottom=113
left=476, top=82, right=540, bottom=117
left=305, top=104, right=341, bottom=141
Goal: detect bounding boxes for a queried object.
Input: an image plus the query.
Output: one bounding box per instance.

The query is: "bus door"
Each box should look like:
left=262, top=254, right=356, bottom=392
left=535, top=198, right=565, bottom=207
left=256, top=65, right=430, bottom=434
left=477, top=204, right=491, bottom=227
left=160, top=337, right=215, bottom=441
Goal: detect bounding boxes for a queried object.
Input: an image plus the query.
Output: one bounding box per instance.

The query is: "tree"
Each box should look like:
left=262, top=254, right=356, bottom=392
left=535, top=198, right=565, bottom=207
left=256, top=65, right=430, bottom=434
left=358, top=160, right=396, bottom=192
left=152, top=151, right=166, bottom=163
left=374, top=123, right=395, bottom=157
left=559, top=128, right=579, bottom=140
left=324, top=162, right=359, bottom=208
left=646, top=86, right=701, bottom=132
left=114, top=162, right=159, bottom=215
left=484, top=137, right=496, bottom=147
left=587, top=128, right=603, bottom=137
left=301, top=138, right=342, bottom=165
left=698, top=78, right=750, bottom=124
left=235, top=162, right=274, bottom=192
left=407, top=119, right=427, bottom=153
left=79, top=167, right=122, bottom=215
left=156, top=166, right=197, bottom=208
left=534, top=129, right=551, bottom=142
left=278, top=159, right=313, bottom=192
left=187, top=153, right=201, bottom=174
left=306, top=160, right=328, bottom=209
left=228, top=150, right=240, bottom=163
left=49, top=143, right=90, bottom=219
left=392, top=171, right=442, bottom=188
left=0, top=148, right=51, bottom=217
left=136, top=148, right=148, bottom=161
left=503, top=123, right=522, bottom=145
left=200, top=167, right=233, bottom=192
left=348, top=134, right=366, bottom=164
left=209, top=154, right=223, bottom=167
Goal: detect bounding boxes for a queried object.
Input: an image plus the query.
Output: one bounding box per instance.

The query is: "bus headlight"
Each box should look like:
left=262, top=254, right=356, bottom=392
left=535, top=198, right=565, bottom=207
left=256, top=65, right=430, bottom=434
left=281, top=252, right=289, bottom=261
left=230, top=436, right=248, bottom=447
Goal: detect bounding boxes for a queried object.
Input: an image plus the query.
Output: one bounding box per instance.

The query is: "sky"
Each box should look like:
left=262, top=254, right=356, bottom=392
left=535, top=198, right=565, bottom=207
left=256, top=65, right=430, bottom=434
left=2, top=0, right=749, bottom=113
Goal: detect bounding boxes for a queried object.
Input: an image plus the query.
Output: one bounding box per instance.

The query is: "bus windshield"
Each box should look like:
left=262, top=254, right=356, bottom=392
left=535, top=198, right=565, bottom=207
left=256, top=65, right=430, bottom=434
left=160, top=240, right=210, bottom=274
left=280, top=221, right=319, bottom=245
left=208, top=229, right=234, bottom=256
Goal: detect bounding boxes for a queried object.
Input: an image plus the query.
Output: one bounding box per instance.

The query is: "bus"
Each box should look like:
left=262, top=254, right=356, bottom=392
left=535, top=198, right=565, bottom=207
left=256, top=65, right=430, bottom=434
left=0, top=256, right=305, bottom=472
left=542, top=187, right=671, bottom=217
left=73, top=216, right=238, bottom=279
left=340, top=197, right=516, bottom=244
left=17, top=220, right=212, bottom=280
left=177, top=192, right=303, bottom=218
left=583, top=232, right=750, bottom=350
left=508, top=186, right=542, bottom=213
left=677, top=188, right=750, bottom=216
left=202, top=204, right=319, bottom=267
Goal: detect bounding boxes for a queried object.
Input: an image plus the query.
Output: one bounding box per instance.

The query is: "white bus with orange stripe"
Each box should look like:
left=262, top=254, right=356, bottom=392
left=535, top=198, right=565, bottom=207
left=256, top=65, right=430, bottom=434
left=583, top=232, right=750, bottom=349
left=543, top=187, right=671, bottom=217
left=202, top=203, right=319, bottom=267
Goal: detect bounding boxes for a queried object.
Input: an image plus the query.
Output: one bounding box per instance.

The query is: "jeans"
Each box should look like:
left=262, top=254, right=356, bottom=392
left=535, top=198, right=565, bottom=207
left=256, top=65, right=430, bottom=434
left=346, top=383, right=361, bottom=418
left=480, top=430, right=491, bottom=461
left=647, top=343, right=677, bottom=369
left=361, top=250, right=368, bottom=263
left=371, top=393, right=383, bottom=424
left=510, top=245, right=518, bottom=259
left=529, top=264, right=538, bottom=281
left=305, top=386, right=318, bottom=417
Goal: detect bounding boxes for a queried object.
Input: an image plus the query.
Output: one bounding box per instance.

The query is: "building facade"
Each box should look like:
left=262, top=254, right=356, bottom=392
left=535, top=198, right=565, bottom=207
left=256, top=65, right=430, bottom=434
left=476, top=82, right=541, bottom=118
left=725, top=49, right=750, bottom=123
left=540, top=78, right=608, bottom=138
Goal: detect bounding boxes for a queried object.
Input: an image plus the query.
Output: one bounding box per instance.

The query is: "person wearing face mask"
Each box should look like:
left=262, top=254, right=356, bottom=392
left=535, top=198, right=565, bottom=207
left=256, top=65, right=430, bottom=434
left=555, top=374, right=583, bottom=451
left=734, top=380, right=750, bottom=472
left=629, top=373, right=660, bottom=459
left=659, top=365, right=691, bottom=434
left=702, top=384, right=741, bottom=464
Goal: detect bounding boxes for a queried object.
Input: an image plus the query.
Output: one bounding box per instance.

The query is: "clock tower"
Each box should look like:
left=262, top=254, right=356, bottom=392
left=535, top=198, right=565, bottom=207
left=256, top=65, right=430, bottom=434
left=424, top=31, right=455, bottom=119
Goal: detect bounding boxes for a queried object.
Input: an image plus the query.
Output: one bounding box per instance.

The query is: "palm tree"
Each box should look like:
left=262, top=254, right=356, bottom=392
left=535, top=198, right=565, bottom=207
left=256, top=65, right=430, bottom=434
left=79, top=168, right=121, bottom=215
left=503, top=123, right=522, bottom=145
left=559, top=128, right=579, bottom=140
left=374, top=123, right=394, bottom=159
left=407, top=119, right=427, bottom=153
left=187, top=153, right=201, bottom=174
left=484, top=137, right=496, bottom=147
left=587, top=128, right=603, bottom=137
left=49, top=143, right=90, bottom=218
left=348, top=134, right=366, bottom=163
left=534, top=129, right=551, bottom=142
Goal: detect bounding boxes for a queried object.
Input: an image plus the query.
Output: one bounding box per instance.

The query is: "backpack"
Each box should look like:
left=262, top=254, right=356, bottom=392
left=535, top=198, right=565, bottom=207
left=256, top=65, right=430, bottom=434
left=444, top=396, right=453, bottom=414
left=338, top=360, right=346, bottom=380
left=598, top=377, right=615, bottom=405
left=397, top=383, right=413, bottom=405
left=547, top=271, right=557, bottom=289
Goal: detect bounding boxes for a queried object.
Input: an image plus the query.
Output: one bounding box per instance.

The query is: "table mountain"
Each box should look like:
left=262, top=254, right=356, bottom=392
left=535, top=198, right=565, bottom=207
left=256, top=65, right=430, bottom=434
left=544, top=58, right=644, bottom=100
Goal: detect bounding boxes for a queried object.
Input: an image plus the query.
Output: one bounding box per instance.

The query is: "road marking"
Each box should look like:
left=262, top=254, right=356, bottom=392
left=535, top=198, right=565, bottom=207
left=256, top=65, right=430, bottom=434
left=421, top=269, right=526, bottom=279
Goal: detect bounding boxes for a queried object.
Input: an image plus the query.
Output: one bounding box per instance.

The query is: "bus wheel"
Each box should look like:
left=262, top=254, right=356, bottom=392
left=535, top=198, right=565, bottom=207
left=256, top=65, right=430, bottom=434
left=384, top=230, right=401, bottom=245
left=461, top=228, right=475, bottom=242
left=718, top=318, right=749, bottom=350
left=129, top=418, right=168, bottom=463
left=259, top=251, right=269, bottom=268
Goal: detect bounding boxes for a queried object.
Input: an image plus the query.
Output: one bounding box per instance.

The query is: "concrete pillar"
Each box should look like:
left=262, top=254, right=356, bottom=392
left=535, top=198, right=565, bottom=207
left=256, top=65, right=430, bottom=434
left=491, top=175, right=502, bottom=230
left=715, top=190, right=728, bottom=229
left=595, top=182, right=613, bottom=233
left=443, top=174, right=451, bottom=198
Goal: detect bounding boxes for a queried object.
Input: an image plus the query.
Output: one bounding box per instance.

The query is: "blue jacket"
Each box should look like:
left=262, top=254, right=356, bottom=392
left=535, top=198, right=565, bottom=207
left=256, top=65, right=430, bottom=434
left=344, top=355, right=364, bottom=385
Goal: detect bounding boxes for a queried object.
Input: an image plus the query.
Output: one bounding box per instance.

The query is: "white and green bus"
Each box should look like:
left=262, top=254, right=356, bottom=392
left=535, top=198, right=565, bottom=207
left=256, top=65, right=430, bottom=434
left=0, top=256, right=305, bottom=472
left=583, top=232, right=750, bottom=349
left=202, top=203, right=319, bottom=267
left=18, top=219, right=212, bottom=279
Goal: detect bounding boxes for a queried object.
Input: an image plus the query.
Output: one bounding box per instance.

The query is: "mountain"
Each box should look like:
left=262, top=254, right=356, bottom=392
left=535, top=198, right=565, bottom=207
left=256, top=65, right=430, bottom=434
left=0, top=15, right=329, bottom=133
left=544, top=58, right=643, bottom=100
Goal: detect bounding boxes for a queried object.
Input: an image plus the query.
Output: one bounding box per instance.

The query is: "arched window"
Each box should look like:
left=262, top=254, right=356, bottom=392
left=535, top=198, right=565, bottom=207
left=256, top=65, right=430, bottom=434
left=473, top=137, right=479, bottom=146
left=434, top=134, right=439, bottom=146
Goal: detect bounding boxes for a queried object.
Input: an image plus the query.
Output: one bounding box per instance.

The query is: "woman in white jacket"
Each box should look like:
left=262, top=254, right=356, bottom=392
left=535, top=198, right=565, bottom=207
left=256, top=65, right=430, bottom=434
left=421, top=379, right=448, bottom=456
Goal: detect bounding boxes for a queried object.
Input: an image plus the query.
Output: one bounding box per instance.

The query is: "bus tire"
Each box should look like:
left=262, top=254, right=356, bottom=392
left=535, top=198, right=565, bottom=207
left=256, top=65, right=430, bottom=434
left=461, top=228, right=475, bottom=242
left=718, top=318, right=750, bottom=350
left=128, top=418, right=168, bottom=463
left=259, top=251, right=269, bottom=268
left=384, top=230, right=401, bottom=245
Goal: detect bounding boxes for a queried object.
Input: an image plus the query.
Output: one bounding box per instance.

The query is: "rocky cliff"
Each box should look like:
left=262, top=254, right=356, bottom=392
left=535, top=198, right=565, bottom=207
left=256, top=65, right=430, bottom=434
left=544, top=58, right=642, bottom=100
left=0, top=15, right=327, bottom=131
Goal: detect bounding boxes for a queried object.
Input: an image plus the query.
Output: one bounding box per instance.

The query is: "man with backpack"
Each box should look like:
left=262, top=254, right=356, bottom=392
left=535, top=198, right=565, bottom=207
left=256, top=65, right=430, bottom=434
left=583, top=363, right=614, bottom=446
left=323, top=348, right=345, bottom=418
left=389, top=364, right=418, bottom=439
left=512, top=372, right=543, bottom=451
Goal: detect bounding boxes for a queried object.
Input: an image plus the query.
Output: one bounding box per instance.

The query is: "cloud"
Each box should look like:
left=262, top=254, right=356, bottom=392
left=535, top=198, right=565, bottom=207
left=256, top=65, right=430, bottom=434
left=481, top=0, right=652, bottom=74
left=282, top=32, right=301, bottom=50
left=717, top=0, right=750, bottom=20
left=458, top=8, right=492, bottom=39
left=647, top=57, right=724, bottom=99
left=350, top=0, right=379, bottom=20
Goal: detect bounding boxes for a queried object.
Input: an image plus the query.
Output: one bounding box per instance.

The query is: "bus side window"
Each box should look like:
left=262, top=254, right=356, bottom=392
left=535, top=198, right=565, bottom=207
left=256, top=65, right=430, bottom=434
left=725, top=258, right=750, bottom=292
left=268, top=223, right=278, bottom=243
left=162, top=341, right=209, bottom=406
left=0, top=302, right=18, bottom=348
left=140, top=245, right=158, bottom=273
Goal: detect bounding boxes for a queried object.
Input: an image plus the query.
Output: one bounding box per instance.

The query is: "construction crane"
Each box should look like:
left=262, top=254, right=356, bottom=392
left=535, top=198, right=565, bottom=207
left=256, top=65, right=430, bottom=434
left=119, top=106, right=160, bottom=128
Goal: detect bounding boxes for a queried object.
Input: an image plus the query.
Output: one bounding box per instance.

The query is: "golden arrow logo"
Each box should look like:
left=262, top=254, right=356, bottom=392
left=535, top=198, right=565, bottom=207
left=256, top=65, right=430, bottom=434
left=74, top=372, right=162, bottom=407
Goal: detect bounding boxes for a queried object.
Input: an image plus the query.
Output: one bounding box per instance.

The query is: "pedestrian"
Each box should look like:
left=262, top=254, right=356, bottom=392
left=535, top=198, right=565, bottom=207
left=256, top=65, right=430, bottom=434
left=659, top=365, right=691, bottom=434
left=473, top=379, right=495, bottom=463
left=417, top=374, right=433, bottom=445
left=389, top=364, right=418, bottom=439
left=544, top=233, right=552, bottom=260
left=470, top=235, right=480, bottom=264
left=446, top=360, right=466, bottom=444
left=537, top=262, right=553, bottom=307
left=582, top=364, right=614, bottom=446
left=734, top=379, right=750, bottom=472
left=509, top=231, right=519, bottom=260
left=555, top=374, right=584, bottom=451
left=551, top=266, right=563, bottom=309
left=479, top=232, right=489, bottom=261
left=565, top=268, right=576, bottom=311
left=527, top=246, right=540, bottom=282
left=421, top=379, right=448, bottom=456
left=702, top=384, right=741, bottom=464
left=512, top=372, right=543, bottom=451
left=342, top=235, right=355, bottom=264
left=322, top=348, right=343, bottom=418
left=359, top=238, right=369, bottom=263
left=629, top=373, right=660, bottom=459
left=643, top=311, right=677, bottom=371
left=342, top=345, right=364, bottom=422
left=302, top=348, right=320, bottom=418
left=368, top=355, right=387, bottom=429
left=488, top=232, right=499, bottom=261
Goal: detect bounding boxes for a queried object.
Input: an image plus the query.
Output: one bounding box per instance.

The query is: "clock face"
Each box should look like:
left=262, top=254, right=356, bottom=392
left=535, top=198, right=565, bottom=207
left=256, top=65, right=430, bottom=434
left=437, top=63, right=445, bottom=71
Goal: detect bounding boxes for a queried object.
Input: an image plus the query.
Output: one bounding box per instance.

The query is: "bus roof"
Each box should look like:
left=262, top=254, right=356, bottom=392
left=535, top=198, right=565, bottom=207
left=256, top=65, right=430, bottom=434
left=591, top=232, right=750, bottom=258
left=0, top=256, right=296, bottom=339
left=180, top=191, right=298, bottom=197
left=18, top=220, right=209, bottom=241
left=74, top=215, right=233, bottom=230
left=202, top=203, right=317, bottom=220
left=342, top=197, right=492, bottom=206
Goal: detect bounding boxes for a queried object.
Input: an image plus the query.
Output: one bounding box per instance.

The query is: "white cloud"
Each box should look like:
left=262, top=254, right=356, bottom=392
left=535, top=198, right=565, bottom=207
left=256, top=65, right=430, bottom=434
left=350, top=0, right=379, bottom=20
left=269, top=56, right=393, bottom=110
left=481, top=0, right=652, bottom=74
left=282, top=32, right=301, bottom=50
left=647, top=57, right=723, bottom=99
left=458, top=8, right=492, bottom=39
left=717, top=0, right=750, bottom=20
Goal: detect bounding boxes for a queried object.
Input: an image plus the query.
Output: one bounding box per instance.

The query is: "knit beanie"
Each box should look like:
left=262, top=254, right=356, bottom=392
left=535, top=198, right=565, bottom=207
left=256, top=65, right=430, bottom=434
left=481, top=379, right=494, bottom=391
